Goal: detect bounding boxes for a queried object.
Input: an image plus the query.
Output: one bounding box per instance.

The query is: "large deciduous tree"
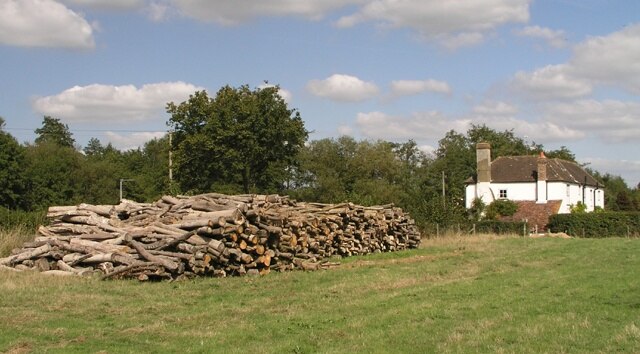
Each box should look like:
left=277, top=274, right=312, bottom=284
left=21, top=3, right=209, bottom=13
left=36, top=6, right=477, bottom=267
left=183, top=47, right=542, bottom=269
left=167, top=85, right=308, bottom=194
left=0, top=117, right=27, bottom=209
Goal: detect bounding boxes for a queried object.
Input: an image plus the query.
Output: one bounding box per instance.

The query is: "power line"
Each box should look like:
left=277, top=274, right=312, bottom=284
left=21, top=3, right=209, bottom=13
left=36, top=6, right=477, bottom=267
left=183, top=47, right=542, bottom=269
left=5, top=127, right=167, bottom=133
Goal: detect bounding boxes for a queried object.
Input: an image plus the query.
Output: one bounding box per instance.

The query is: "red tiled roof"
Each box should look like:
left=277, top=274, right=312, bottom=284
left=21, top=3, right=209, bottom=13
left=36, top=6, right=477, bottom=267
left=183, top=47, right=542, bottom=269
left=500, top=200, right=563, bottom=231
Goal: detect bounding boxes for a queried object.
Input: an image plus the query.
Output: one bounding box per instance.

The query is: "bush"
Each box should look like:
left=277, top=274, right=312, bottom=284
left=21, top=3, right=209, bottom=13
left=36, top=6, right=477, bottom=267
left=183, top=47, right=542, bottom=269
left=485, top=199, right=518, bottom=220
left=548, top=212, right=640, bottom=237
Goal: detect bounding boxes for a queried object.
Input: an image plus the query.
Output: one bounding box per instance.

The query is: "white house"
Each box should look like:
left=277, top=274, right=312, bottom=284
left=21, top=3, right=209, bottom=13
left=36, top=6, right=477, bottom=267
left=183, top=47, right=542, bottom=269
left=465, top=143, right=604, bottom=221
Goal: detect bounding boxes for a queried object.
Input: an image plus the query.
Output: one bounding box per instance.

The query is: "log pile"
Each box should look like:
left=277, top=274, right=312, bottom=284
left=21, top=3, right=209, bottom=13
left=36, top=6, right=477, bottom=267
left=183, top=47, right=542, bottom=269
left=1, top=193, right=421, bottom=280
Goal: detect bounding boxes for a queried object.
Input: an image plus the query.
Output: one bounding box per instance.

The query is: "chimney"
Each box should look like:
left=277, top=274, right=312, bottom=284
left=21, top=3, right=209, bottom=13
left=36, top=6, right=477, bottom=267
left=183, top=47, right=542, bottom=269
left=536, top=151, right=547, bottom=203
left=474, top=143, right=493, bottom=205
left=476, top=142, right=491, bottom=183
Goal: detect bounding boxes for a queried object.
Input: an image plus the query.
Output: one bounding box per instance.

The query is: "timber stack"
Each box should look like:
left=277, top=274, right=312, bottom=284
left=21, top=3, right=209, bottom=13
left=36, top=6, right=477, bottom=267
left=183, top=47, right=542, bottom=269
left=0, top=193, right=421, bottom=280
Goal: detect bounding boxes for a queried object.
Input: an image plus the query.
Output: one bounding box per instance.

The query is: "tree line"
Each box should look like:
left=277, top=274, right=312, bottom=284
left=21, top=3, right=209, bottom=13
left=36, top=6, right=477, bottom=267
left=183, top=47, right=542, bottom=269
left=1, top=84, right=638, bottom=228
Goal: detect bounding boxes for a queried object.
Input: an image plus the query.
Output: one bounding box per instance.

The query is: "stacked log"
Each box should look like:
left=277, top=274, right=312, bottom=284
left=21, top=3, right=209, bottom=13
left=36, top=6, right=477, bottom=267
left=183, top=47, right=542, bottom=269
left=1, top=193, right=421, bottom=280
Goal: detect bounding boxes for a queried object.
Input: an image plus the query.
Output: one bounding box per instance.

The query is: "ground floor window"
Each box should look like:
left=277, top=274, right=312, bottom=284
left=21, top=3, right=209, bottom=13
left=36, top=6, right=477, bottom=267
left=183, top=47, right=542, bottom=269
left=499, top=189, right=507, bottom=199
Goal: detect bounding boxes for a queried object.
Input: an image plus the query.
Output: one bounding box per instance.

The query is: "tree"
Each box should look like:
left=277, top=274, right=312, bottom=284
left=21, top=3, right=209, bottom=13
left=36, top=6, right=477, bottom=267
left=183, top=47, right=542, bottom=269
left=0, top=117, right=27, bottom=209
left=23, top=142, right=83, bottom=209
left=35, top=116, right=75, bottom=148
left=167, top=85, right=308, bottom=194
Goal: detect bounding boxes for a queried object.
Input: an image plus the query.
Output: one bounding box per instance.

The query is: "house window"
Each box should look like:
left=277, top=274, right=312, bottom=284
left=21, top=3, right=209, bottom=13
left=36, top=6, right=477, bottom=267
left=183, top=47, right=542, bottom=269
left=499, top=189, right=507, bottom=199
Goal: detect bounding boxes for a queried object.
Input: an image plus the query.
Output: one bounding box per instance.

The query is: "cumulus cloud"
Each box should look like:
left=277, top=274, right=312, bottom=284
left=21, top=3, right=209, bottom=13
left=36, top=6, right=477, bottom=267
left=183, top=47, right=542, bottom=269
left=337, top=0, right=530, bottom=47
left=257, top=83, right=293, bottom=103
left=511, top=64, right=592, bottom=100
left=355, top=111, right=470, bottom=141
left=104, top=131, right=166, bottom=150
left=0, top=0, right=95, bottom=49
left=586, top=157, right=640, bottom=187
left=472, top=101, right=518, bottom=116
left=33, top=81, right=203, bottom=122
left=571, top=23, right=640, bottom=94
left=389, top=79, right=451, bottom=97
left=515, top=25, right=567, bottom=48
left=543, top=99, right=640, bottom=143
left=170, top=0, right=363, bottom=25
left=511, top=24, right=640, bottom=99
left=60, top=0, right=143, bottom=11
left=353, top=107, right=582, bottom=145
left=307, top=74, right=379, bottom=102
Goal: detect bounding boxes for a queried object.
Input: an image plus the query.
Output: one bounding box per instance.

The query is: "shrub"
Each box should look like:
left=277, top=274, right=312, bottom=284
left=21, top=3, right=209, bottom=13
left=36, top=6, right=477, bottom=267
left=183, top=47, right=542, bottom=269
left=485, top=199, right=518, bottom=220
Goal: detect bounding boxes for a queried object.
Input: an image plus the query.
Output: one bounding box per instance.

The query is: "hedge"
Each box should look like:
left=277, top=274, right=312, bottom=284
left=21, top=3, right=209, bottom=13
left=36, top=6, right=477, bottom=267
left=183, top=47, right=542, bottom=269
left=475, top=220, right=528, bottom=235
left=547, top=212, right=640, bottom=238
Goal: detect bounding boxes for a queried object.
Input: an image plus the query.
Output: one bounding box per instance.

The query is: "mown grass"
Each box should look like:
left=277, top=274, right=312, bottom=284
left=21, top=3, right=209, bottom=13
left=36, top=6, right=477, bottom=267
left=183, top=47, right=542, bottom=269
left=1, top=235, right=640, bottom=353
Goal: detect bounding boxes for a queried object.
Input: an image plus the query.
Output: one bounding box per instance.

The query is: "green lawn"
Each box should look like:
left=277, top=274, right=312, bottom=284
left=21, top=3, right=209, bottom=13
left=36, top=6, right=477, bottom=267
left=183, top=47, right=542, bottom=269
left=1, top=235, right=639, bottom=353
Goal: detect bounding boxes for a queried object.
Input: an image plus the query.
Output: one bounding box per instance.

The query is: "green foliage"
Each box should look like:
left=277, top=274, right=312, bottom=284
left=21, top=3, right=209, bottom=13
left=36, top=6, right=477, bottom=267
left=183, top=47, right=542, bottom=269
left=0, top=118, right=27, bottom=209
left=570, top=201, right=587, bottom=213
left=0, top=207, right=46, bottom=232
left=468, top=197, right=485, bottom=221
left=168, top=86, right=308, bottom=194
left=34, top=116, right=75, bottom=148
left=23, top=142, right=84, bottom=209
left=548, top=212, right=640, bottom=237
left=484, top=199, right=518, bottom=220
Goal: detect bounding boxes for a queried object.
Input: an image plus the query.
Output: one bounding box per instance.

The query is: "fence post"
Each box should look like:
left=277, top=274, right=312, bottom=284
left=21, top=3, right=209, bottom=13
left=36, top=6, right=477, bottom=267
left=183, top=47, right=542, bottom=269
left=436, top=223, right=439, bottom=238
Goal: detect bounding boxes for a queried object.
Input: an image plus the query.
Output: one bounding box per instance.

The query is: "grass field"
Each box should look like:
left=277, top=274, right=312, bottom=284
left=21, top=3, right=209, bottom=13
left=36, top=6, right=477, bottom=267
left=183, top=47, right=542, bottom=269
left=1, top=234, right=640, bottom=353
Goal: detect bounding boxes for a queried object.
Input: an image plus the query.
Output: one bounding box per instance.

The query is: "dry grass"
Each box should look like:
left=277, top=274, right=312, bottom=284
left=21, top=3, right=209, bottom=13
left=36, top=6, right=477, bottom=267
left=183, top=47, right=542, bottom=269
left=0, top=226, right=37, bottom=257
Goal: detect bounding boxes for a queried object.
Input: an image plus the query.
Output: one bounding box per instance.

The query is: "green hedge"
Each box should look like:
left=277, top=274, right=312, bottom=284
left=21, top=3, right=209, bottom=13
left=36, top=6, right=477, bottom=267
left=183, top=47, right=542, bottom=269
left=0, top=208, right=47, bottom=232
left=547, top=212, right=640, bottom=238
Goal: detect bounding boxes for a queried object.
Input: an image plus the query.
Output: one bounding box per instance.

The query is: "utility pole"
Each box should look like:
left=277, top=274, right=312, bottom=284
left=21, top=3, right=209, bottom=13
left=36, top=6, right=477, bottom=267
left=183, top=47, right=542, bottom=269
left=442, top=171, right=446, bottom=208
left=169, top=131, right=173, bottom=182
left=119, top=178, right=134, bottom=201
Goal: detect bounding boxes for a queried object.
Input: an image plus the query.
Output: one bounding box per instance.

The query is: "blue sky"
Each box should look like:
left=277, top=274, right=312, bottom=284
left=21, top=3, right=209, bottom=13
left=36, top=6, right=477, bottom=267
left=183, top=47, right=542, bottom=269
left=1, top=0, right=639, bottom=187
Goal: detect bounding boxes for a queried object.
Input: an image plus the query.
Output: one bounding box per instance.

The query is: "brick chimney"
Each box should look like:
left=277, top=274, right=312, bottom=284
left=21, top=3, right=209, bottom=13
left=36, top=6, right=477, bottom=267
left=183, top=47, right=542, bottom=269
left=476, top=143, right=492, bottom=204
left=536, top=151, right=547, bottom=203
left=476, top=142, right=491, bottom=183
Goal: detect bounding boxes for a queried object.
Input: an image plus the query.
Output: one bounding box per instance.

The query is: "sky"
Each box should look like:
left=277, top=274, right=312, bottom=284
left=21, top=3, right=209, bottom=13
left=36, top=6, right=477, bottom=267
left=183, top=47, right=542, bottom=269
left=0, top=0, right=639, bottom=187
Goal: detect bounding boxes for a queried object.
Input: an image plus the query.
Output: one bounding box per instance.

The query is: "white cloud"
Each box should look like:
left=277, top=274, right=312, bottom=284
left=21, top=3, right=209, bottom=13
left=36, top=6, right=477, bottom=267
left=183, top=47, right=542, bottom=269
left=257, top=83, right=293, bottom=104
left=0, top=0, right=95, bottom=49
left=354, top=107, right=582, bottom=145
left=389, top=79, right=451, bottom=97
left=355, top=111, right=470, bottom=141
left=511, top=64, right=592, bottom=100
left=511, top=24, right=640, bottom=99
left=337, top=0, right=530, bottom=47
left=60, top=0, right=143, bottom=11
left=586, top=157, right=640, bottom=187
left=170, top=0, right=363, bottom=25
left=472, top=101, right=518, bottom=116
left=307, top=74, right=379, bottom=102
left=104, top=131, right=166, bottom=150
left=571, top=24, right=640, bottom=94
left=439, top=32, right=486, bottom=50
left=146, top=1, right=171, bottom=21
left=33, top=81, right=203, bottom=122
left=337, top=124, right=353, bottom=136
left=543, top=99, right=640, bottom=143
left=515, top=25, right=567, bottom=48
